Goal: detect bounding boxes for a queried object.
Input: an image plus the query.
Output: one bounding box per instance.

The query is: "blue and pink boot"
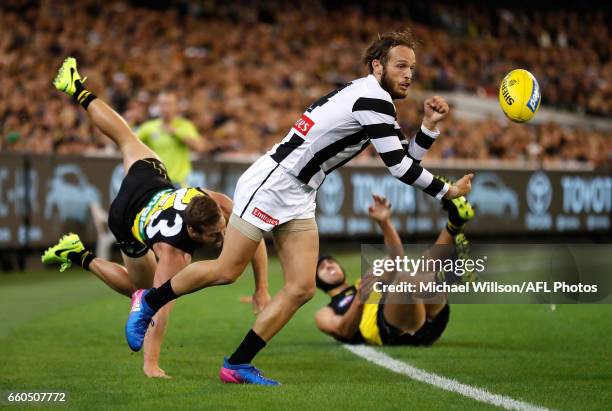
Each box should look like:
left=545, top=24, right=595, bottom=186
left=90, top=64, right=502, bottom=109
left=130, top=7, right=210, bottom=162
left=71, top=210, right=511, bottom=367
left=219, top=358, right=280, bottom=386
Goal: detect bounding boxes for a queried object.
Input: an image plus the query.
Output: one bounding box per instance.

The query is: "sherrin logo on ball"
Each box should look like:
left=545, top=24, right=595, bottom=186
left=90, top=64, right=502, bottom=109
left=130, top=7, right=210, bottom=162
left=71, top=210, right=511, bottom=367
left=499, top=69, right=541, bottom=123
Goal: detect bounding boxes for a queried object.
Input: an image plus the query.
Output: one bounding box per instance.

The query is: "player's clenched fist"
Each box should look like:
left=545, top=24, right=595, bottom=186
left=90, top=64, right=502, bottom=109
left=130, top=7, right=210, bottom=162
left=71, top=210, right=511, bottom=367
left=423, top=96, right=450, bottom=130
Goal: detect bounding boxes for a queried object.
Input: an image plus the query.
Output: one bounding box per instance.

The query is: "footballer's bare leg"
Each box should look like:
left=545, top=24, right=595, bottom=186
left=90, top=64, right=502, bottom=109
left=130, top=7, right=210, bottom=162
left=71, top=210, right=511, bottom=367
left=80, top=253, right=158, bottom=299
left=250, top=229, right=319, bottom=340
left=79, top=254, right=157, bottom=301
left=216, top=227, right=318, bottom=385
left=121, top=251, right=157, bottom=290
left=142, top=225, right=317, bottom=340
left=53, top=57, right=158, bottom=172
left=166, top=224, right=259, bottom=295
left=88, top=258, right=135, bottom=297
left=85, top=99, right=160, bottom=172
left=42, top=233, right=134, bottom=297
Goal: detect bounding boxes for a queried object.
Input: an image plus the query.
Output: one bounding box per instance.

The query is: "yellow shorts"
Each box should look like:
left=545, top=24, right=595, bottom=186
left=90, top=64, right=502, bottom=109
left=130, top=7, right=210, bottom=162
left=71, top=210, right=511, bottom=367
left=360, top=303, right=451, bottom=347
left=359, top=304, right=383, bottom=346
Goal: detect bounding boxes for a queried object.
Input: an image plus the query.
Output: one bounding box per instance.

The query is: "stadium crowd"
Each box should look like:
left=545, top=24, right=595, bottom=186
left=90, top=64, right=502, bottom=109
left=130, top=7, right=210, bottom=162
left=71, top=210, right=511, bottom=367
left=0, top=0, right=610, bottom=168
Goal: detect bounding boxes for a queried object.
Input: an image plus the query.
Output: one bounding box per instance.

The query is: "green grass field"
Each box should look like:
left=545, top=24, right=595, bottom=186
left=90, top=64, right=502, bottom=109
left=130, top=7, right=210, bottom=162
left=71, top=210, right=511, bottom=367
left=1, top=254, right=611, bottom=410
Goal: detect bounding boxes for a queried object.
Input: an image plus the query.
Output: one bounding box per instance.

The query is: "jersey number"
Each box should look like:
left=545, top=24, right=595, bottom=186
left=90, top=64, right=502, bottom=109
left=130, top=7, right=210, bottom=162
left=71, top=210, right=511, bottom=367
left=160, top=188, right=202, bottom=212
left=146, top=211, right=183, bottom=239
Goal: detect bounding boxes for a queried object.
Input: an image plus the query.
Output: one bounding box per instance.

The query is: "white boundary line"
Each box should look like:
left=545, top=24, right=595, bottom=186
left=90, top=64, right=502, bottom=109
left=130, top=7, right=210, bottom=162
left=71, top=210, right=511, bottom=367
left=344, top=345, right=551, bottom=411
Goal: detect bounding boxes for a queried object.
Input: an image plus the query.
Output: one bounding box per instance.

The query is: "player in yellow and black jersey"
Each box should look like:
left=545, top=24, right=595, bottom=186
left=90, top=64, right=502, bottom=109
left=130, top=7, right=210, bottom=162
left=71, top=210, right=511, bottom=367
left=42, top=57, right=271, bottom=378
left=113, top=166, right=221, bottom=258
left=314, top=192, right=474, bottom=346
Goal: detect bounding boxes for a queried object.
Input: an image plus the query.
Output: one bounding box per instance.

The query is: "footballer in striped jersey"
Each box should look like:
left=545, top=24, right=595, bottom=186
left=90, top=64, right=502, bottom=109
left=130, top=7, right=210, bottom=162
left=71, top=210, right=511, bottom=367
left=126, top=30, right=473, bottom=385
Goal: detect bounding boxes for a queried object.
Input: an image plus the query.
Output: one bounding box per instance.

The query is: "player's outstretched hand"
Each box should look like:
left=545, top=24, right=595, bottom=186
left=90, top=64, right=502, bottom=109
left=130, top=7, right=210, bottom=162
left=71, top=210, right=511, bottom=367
left=444, top=173, right=474, bottom=199
left=357, top=270, right=378, bottom=301
left=252, top=288, right=271, bottom=315
left=423, top=96, right=450, bottom=129
left=368, top=194, right=392, bottom=223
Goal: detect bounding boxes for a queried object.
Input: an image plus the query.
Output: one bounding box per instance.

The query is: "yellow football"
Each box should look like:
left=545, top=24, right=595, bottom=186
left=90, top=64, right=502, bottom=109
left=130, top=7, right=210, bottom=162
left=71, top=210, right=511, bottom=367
left=498, top=69, right=541, bottom=123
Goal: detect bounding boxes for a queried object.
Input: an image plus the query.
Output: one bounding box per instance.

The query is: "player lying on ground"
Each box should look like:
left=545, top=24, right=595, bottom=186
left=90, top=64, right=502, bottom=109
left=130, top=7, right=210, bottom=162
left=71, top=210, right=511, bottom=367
left=125, top=30, right=474, bottom=386
left=315, top=193, right=474, bottom=346
left=42, top=58, right=270, bottom=378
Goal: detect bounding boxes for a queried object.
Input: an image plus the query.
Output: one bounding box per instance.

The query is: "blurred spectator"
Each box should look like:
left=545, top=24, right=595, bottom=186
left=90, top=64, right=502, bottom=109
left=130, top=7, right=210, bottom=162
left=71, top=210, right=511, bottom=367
left=136, top=92, right=204, bottom=186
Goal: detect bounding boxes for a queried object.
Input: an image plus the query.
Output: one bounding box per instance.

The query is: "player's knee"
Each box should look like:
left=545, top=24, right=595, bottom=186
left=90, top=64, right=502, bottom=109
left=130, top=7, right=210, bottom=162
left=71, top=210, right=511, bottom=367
left=284, top=282, right=316, bottom=305
left=216, top=263, right=244, bottom=285
left=219, top=271, right=240, bottom=285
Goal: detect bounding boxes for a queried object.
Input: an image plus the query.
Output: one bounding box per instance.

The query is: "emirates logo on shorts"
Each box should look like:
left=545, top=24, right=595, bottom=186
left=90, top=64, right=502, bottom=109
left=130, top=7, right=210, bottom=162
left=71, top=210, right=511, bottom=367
left=252, top=207, right=280, bottom=226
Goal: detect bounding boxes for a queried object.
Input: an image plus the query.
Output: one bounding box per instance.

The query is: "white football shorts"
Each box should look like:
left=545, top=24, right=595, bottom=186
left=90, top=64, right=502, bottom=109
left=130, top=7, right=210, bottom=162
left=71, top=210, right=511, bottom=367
left=232, top=155, right=317, bottom=232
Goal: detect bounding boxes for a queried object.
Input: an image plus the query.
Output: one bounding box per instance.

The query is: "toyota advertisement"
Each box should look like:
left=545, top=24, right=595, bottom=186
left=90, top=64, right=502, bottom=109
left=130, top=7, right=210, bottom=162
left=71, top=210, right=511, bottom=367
left=317, top=165, right=611, bottom=236
left=0, top=153, right=609, bottom=247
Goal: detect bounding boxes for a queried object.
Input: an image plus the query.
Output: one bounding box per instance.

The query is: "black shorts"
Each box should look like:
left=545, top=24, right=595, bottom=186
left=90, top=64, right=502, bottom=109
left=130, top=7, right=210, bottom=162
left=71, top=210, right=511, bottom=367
left=377, top=304, right=450, bottom=346
left=108, top=158, right=173, bottom=257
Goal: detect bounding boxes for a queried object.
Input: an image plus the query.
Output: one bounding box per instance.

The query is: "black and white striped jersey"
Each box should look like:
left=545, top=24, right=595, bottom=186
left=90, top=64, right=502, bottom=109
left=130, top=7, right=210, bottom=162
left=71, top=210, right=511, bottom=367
left=268, top=74, right=449, bottom=199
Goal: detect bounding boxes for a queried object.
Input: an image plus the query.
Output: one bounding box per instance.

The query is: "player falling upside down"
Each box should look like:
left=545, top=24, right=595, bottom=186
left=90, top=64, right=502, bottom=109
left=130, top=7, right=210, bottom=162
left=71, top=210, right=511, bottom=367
left=125, top=30, right=474, bottom=385
left=42, top=57, right=271, bottom=378
left=315, top=193, right=474, bottom=346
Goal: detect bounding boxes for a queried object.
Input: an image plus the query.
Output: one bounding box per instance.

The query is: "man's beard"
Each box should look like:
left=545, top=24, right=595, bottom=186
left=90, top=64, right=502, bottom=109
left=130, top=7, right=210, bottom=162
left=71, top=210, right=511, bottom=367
left=380, top=68, right=406, bottom=99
